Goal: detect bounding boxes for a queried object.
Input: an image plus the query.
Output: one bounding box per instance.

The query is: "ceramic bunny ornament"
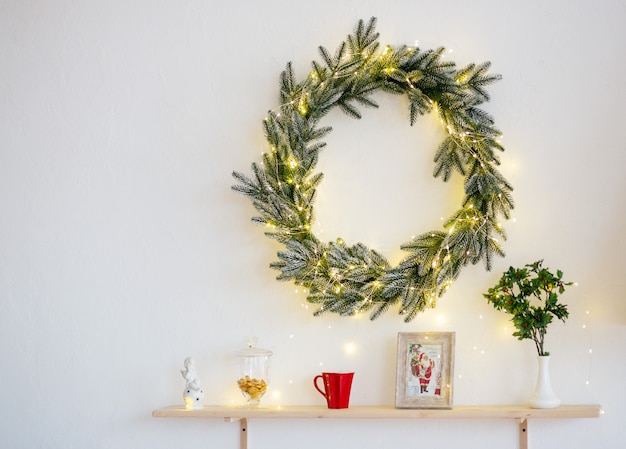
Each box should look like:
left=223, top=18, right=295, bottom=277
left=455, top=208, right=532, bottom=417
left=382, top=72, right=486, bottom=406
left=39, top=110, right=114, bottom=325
left=180, top=357, right=204, bottom=410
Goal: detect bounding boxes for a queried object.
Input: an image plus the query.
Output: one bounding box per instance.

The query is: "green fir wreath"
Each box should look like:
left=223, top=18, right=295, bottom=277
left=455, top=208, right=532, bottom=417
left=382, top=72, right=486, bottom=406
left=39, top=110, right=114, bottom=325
left=232, top=17, right=514, bottom=322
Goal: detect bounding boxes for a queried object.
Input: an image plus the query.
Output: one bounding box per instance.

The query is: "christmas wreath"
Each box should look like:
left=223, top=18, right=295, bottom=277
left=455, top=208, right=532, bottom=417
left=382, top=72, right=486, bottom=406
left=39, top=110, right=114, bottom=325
left=232, top=18, right=514, bottom=322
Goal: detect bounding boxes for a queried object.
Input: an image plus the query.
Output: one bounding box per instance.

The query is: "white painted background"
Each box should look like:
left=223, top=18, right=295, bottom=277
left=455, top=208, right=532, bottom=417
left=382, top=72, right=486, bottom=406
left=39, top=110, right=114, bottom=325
left=2, top=1, right=625, bottom=448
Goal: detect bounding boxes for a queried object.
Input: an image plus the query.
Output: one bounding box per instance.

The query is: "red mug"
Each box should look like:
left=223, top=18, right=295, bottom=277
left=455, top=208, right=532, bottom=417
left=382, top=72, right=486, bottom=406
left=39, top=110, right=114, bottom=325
left=313, top=372, right=354, bottom=409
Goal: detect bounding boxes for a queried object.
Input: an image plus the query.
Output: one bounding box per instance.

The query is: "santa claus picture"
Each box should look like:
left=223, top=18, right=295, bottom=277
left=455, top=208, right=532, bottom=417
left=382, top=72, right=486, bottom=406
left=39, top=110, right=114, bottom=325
left=407, top=343, right=442, bottom=397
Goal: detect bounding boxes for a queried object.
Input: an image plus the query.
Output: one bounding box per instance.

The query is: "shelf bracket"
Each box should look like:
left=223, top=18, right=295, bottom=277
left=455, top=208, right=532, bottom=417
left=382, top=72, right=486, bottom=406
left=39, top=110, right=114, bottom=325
left=519, top=418, right=528, bottom=449
left=240, top=417, right=248, bottom=449
left=223, top=417, right=248, bottom=449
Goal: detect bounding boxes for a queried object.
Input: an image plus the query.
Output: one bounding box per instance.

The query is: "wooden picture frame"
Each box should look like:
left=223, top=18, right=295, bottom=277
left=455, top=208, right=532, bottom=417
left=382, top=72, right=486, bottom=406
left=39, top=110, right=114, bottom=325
left=395, top=332, right=455, bottom=409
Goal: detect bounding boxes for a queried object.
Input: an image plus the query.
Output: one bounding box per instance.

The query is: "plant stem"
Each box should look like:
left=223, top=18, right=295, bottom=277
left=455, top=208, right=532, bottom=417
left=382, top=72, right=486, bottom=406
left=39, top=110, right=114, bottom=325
left=531, top=327, right=544, bottom=356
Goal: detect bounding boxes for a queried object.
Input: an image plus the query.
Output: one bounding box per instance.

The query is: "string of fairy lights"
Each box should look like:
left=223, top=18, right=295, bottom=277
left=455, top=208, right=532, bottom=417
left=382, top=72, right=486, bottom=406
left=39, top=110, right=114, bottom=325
left=226, top=308, right=593, bottom=406
left=265, top=145, right=595, bottom=403
left=229, top=19, right=594, bottom=404
left=228, top=163, right=594, bottom=407
left=272, top=287, right=595, bottom=405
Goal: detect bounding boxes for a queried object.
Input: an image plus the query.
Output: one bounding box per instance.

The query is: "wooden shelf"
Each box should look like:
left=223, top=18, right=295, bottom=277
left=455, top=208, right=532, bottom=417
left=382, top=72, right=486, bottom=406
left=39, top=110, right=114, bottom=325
left=152, top=403, right=602, bottom=419
left=152, top=404, right=602, bottom=449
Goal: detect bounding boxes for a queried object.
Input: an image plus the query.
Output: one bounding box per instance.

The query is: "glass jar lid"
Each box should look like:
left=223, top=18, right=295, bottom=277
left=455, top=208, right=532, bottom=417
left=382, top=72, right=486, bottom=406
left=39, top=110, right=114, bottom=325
left=235, top=338, right=272, bottom=357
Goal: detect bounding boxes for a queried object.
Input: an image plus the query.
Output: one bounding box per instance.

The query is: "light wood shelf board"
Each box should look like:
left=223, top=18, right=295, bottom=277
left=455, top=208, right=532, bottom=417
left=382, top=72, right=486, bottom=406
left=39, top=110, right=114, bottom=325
left=152, top=404, right=603, bottom=420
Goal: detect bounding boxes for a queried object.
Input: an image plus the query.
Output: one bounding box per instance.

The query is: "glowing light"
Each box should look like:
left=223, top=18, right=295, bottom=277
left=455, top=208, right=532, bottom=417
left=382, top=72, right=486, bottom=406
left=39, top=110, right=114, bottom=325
left=343, top=341, right=357, bottom=355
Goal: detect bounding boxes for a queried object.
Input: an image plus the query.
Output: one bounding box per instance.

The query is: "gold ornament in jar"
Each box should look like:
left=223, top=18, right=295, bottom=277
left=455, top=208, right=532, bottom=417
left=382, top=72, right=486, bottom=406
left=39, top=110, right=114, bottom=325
left=235, top=339, right=272, bottom=406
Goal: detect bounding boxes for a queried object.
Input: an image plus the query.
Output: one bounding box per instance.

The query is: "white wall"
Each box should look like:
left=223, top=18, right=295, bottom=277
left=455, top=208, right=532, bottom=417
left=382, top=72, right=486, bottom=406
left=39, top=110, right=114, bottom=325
left=1, top=1, right=625, bottom=448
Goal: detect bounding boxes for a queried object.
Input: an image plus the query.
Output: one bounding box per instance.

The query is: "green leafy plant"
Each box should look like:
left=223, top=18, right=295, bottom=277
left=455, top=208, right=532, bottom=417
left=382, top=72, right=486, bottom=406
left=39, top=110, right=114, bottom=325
left=483, top=260, right=573, bottom=356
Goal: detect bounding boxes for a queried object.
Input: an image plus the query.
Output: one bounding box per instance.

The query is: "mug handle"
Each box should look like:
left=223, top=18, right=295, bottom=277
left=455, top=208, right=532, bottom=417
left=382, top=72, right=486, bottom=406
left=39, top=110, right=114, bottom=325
left=313, top=375, right=327, bottom=399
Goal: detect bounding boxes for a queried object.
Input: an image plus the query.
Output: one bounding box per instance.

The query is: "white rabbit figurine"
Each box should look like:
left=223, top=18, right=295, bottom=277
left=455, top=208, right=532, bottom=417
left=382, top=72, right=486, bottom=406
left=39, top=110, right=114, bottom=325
left=180, top=357, right=204, bottom=410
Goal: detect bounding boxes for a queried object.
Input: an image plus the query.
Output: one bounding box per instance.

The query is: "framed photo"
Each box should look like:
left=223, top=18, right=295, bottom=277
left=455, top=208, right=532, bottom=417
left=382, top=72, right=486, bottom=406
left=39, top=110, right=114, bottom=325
left=395, top=332, right=455, bottom=409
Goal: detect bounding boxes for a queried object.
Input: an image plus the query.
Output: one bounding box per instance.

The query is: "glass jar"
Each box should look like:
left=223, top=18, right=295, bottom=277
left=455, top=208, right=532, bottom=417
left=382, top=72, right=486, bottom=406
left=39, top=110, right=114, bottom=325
left=235, top=341, right=273, bottom=406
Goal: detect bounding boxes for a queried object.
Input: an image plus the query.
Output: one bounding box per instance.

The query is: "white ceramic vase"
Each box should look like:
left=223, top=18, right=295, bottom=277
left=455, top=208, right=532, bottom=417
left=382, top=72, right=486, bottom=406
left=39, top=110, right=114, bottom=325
left=529, top=355, right=560, bottom=409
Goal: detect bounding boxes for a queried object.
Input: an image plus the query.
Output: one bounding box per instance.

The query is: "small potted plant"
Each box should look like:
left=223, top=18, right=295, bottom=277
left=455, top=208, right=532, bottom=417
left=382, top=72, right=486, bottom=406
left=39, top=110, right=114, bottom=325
left=483, top=260, right=573, bottom=408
